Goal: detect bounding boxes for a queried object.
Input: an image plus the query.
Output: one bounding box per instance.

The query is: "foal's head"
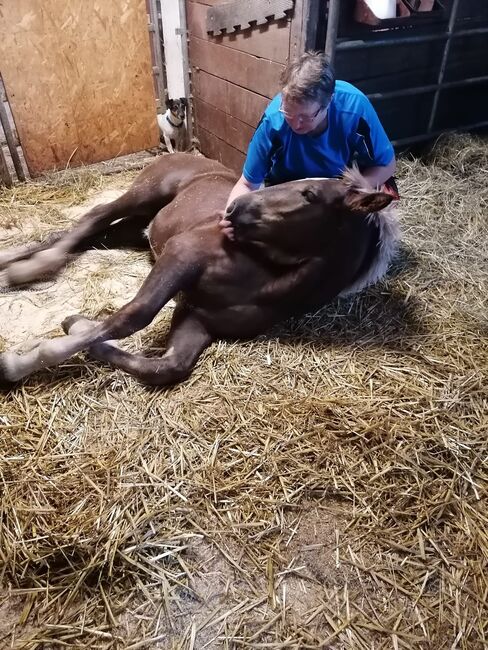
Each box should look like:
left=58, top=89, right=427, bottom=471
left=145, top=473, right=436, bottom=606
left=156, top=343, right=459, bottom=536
left=225, top=170, right=394, bottom=261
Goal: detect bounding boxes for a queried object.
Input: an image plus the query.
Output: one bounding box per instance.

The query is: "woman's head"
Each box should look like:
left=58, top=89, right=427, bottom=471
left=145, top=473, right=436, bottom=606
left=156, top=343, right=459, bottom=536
left=281, top=51, right=335, bottom=105
left=280, top=51, right=335, bottom=134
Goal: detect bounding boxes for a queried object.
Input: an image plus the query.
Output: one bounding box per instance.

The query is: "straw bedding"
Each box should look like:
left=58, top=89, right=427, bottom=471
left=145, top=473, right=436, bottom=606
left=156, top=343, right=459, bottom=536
left=0, top=135, right=486, bottom=649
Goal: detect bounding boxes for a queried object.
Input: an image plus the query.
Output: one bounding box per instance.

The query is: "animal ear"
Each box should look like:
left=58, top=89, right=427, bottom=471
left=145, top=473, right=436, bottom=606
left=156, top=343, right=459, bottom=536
left=165, top=98, right=172, bottom=109
left=180, top=97, right=188, bottom=107
left=344, top=189, right=393, bottom=214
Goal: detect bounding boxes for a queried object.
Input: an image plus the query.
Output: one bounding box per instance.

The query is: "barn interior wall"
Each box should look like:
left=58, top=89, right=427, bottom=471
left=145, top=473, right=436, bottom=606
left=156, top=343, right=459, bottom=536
left=0, top=0, right=159, bottom=176
left=186, top=0, right=292, bottom=173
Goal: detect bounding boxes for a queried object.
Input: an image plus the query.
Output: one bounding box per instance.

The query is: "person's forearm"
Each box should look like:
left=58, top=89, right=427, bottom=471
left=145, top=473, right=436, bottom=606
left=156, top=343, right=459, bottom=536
left=225, top=175, right=260, bottom=210
left=361, top=157, right=396, bottom=188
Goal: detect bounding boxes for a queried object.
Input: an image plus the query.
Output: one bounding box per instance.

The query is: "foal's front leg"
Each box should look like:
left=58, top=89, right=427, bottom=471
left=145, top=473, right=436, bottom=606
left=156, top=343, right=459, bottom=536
left=0, top=235, right=206, bottom=383
left=64, top=305, right=212, bottom=386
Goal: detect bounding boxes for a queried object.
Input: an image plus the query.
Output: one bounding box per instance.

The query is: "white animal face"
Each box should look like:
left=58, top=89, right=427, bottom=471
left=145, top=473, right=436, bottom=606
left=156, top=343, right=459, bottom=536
left=157, top=98, right=188, bottom=154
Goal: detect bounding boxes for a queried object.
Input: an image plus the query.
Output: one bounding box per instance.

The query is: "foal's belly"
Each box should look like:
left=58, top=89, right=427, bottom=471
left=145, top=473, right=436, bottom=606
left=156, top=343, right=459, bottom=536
left=191, top=303, right=278, bottom=339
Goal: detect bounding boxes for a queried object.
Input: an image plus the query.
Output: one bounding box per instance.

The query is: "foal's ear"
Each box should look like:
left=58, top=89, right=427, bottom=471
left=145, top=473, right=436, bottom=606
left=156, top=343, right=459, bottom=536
left=344, top=189, right=393, bottom=214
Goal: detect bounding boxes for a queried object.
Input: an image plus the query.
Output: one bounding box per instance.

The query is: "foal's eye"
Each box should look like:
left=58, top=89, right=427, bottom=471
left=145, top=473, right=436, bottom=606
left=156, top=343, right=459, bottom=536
left=302, top=188, right=318, bottom=203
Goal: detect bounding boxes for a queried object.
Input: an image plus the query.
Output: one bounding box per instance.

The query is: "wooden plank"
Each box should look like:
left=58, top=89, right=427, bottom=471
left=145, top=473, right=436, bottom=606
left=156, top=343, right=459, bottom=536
left=187, top=1, right=291, bottom=63
left=0, top=82, right=26, bottom=181
left=0, top=146, right=13, bottom=187
left=193, top=97, right=255, bottom=153
left=227, top=84, right=269, bottom=127
left=192, top=68, right=269, bottom=126
left=148, top=0, right=166, bottom=105
left=197, top=127, right=245, bottom=174
left=205, top=0, right=294, bottom=36
left=0, top=0, right=159, bottom=176
left=189, top=37, right=284, bottom=97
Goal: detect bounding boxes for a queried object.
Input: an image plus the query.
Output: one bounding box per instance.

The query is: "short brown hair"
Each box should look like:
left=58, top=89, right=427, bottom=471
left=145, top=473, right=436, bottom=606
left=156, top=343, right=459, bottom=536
left=281, top=51, right=335, bottom=105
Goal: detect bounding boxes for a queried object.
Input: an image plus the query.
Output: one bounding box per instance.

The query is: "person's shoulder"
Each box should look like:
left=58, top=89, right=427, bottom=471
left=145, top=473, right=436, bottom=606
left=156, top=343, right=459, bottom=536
left=334, top=80, right=369, bottom=113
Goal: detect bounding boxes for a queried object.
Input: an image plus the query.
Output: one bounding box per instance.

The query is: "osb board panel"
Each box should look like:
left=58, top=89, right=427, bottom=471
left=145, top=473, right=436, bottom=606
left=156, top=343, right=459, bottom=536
left=192, top=69, right=269, bottom=127
left=198, top=127, right=245, bottom=175
left=0, top=0, right=159, bottom=176
left=193, top=97, right=255, bottom=153
left=187, top=1, right=291, bottom=64
left=189, top=37, right=284, bottom=98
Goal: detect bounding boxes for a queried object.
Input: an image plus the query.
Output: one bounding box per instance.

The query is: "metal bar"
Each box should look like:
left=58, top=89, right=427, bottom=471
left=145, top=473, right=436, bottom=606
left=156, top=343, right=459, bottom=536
left=0, top=144, right=13, bottom=188
left=367, top=74, right=488, bottom=101
left=0, top=79, right=26, bottom=182
left=392, top=120, right=488, bottom=147
left=336, top=26, right=488, bottom=51
left=427, top=0, right=460, bottom=133
left=324, top=0, right=341, bottom=66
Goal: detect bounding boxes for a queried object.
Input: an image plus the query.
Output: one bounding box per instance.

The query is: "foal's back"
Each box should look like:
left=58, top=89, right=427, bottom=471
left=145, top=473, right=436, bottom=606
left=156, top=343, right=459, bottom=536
left=140, top=155, right=237, bottom=257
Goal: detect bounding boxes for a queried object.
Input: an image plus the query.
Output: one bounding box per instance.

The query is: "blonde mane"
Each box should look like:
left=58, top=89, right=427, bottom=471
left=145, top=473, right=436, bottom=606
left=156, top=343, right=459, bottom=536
left=341, top=164, right=374, bottom=192
left=339, top=164, right=401, bottom=297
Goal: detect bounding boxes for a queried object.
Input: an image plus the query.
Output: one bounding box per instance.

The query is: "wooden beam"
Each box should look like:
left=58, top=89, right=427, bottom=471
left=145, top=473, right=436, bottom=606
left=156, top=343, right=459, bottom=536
left=0, top=78, right=26, bottom=181
left=289, top=0, right=321, bottom=60
left=147, top=0, right=166, bottom=106
left=189, top=37, right=284, bottom=97
left=0, top=145, right=13, bottom=187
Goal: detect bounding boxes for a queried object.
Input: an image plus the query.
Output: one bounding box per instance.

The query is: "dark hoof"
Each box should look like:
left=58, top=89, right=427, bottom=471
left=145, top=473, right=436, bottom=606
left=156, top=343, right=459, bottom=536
left=61, top=314, right=86, bottom=334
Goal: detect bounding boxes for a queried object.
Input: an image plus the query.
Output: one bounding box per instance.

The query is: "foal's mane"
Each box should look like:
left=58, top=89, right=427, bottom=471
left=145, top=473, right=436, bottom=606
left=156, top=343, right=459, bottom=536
left=341, top=165, right=374, bottom=193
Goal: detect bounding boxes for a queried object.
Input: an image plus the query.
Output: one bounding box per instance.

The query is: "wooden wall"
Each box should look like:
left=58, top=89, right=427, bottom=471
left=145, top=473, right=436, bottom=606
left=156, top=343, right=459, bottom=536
left=0, top=0, right=159, bottom=176
left=187, top=0, right=301, bottom=173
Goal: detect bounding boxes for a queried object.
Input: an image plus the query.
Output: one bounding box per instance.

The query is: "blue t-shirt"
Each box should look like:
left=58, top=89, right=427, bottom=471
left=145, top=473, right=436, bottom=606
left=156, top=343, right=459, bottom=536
left=243, top=80, right=394, bottom=185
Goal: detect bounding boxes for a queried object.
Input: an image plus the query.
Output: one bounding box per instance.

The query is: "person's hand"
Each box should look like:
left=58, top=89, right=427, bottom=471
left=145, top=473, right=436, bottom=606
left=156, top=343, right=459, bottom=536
left=218, top=210, right=235, bottom=240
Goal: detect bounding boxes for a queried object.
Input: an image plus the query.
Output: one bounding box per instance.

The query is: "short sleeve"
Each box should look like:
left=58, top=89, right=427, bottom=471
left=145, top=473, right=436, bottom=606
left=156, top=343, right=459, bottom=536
left=242, top=114, right=275, bottom=185
left=350, top=96, right=394, bottom=168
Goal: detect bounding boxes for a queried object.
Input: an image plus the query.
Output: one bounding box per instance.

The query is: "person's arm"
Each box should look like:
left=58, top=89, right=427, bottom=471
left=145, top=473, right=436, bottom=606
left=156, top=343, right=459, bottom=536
left=220, top=102, right=278, bottom=239
left=361, top=155, right=396, bottom=188
left=220, top=175, right=261, bottom=240
left=225, top=174, right=260, bottom=211
left=350, top=92, right=396, bottom=189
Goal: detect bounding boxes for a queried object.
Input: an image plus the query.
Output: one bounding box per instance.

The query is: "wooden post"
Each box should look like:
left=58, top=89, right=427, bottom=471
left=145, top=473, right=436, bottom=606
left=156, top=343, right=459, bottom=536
left=289, top=0, right=321, bottom=61
left=148, top=0, right=166, bottom=109
left=0, top=76, right=26, bottom=181
left=0, top=145, right=13, bottom=187
left=325, top=0, right=340, bottom=66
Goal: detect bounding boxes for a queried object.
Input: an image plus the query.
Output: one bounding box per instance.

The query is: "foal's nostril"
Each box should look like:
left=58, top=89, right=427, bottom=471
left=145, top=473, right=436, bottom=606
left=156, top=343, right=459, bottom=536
left=225, top=201, right=237, bottom=217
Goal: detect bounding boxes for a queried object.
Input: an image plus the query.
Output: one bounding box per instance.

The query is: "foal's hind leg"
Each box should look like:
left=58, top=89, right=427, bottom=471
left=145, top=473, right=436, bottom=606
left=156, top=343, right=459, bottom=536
left=64, top=306, right=212, bottom=386
left=0, top=232, right=207, bottom=383
left=2, top=188, right=164, bottom=286
left=0, top=232, right=65, bottom=270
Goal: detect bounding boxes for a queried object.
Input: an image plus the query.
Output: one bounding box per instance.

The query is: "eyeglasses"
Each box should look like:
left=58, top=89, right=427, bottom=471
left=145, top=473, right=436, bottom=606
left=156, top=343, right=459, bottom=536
left=279, top=102, right=326, bottom=124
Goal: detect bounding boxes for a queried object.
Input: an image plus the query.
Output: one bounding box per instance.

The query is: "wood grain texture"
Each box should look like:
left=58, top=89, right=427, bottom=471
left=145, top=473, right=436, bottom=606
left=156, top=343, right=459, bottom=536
left=189, top=37, right=284, bottom=97
left=205, top=0, right=294, bottom=36
left=193, top=97, right=255, bottom=153
left=188, top=1, right=291, bottom=63
left=192, top=68, right=269, bottom=127
left=197, top=127, right=245, bottom=174
left=0, top=146, right=13, bottom=187
left=0, top=0, right=159, bottom=175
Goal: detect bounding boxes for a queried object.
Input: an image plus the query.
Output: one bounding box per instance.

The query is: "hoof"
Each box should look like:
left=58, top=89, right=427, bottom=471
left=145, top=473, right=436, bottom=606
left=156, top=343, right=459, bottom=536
left=61, top=314, right=98, bottom=335
left=6, top=249, right=66, bottom=286
left=61, top=314, right=86, bottom=334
